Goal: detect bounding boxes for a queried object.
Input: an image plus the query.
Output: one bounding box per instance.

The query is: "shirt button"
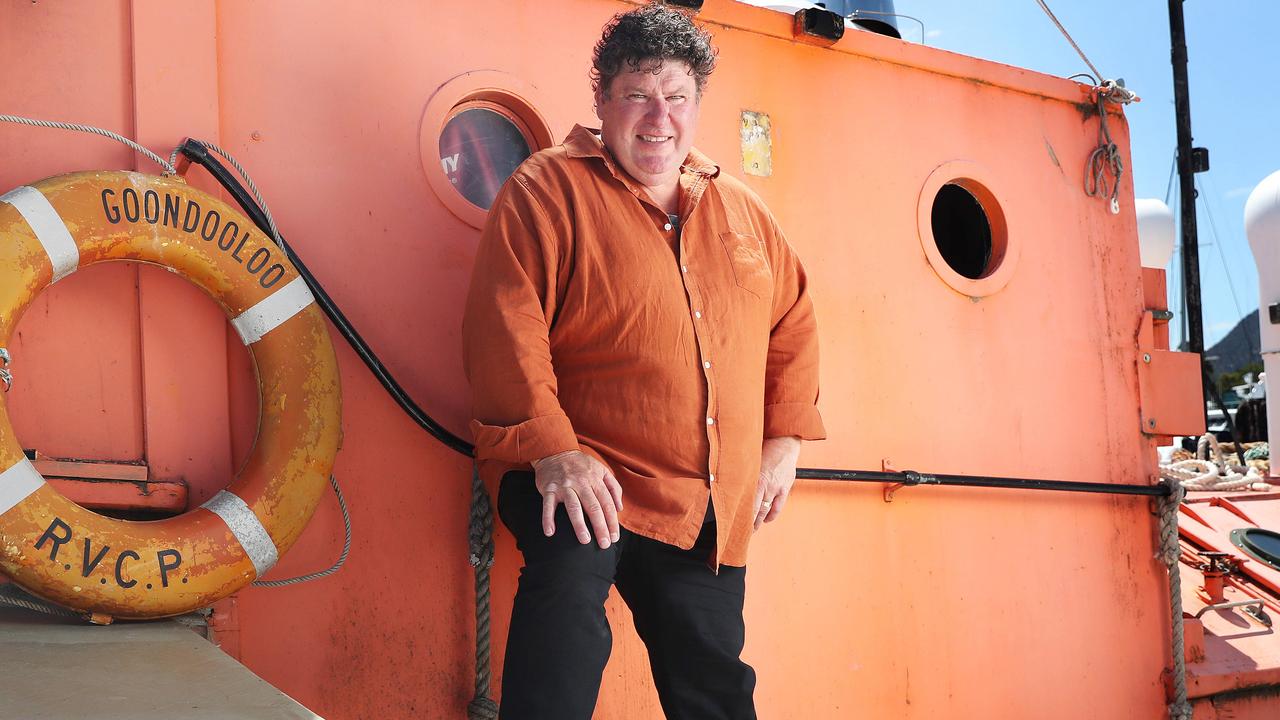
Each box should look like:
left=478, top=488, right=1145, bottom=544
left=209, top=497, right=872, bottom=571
left=709, top=473, right=716, bottom=483
left=703, top=360, right=711, bottom=369
left=664, top=223, right=673, bottom=231
left=706, top=417, right=715, bottom=426
left=681, top=265, right=688, bottom=273
left=694, top=311, right=702, bottom=319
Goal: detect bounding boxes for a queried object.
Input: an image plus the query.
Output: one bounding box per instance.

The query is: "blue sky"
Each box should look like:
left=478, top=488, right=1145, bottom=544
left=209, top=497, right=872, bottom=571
left=891, top=0, right=1280, bottom=349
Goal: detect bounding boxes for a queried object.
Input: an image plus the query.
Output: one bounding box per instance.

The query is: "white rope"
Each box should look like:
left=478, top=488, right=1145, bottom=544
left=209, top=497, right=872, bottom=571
left=1160, top=434, right=1274, bottom=493
left=0, top=114, right=176, bottom=175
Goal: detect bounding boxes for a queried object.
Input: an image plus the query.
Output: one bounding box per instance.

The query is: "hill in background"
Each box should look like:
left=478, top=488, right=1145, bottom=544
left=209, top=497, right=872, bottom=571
left=1205, top=309, right=1263, bottom=383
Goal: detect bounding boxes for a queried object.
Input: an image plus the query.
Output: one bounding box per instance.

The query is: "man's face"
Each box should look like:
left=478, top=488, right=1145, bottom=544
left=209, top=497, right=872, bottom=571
left=594, top=59, right=701, bottom=192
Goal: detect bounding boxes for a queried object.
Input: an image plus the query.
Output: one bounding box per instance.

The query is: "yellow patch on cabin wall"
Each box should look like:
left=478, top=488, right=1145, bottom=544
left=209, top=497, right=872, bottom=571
left=741, top=110, right=772, bottom=177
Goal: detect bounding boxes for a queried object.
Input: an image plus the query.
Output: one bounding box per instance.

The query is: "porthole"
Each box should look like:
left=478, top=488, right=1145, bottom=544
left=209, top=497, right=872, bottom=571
left=421, top=71, right=558, bottom=229
left=439, top=102, right=534, bottom=211
left=1231, top=528, right=1280, bottom=572
left=916, top=161, right=1016, bottom=298
left=931, top=184, right=991, bottom=280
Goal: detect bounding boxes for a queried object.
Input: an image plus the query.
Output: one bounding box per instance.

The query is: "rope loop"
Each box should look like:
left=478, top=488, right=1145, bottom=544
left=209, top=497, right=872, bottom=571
left=1161, top=434, right=1272, bottom=493
left=1084, top=88, right=1126, bottom=214
left=251, top=474, right=352, bottom=588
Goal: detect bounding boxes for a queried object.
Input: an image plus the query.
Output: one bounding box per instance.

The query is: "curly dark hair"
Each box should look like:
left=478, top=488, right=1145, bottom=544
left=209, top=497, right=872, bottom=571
left=591, top=4, right=717, bottom=97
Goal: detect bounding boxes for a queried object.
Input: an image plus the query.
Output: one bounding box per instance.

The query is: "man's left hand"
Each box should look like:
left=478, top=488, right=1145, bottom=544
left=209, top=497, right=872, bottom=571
left=754, top=436, right=801, bottom=531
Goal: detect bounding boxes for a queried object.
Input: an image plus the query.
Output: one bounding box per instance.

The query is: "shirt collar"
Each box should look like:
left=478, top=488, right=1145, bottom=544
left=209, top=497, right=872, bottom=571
left=563, top=124, right=720, bottom=180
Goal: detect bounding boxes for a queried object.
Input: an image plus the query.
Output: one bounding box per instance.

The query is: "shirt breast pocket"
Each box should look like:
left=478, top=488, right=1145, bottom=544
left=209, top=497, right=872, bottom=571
left=719, top=231, right=772, bottom=299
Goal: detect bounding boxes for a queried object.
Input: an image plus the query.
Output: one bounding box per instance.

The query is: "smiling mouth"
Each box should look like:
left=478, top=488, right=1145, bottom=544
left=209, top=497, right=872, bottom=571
left=638, top=134, right=672, bottom=143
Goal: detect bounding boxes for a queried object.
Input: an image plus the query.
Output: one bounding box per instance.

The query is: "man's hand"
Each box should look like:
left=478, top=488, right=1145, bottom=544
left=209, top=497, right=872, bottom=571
left=531, top=450, right=624, bottom=548
left=754, top=436, right=801, bottom=531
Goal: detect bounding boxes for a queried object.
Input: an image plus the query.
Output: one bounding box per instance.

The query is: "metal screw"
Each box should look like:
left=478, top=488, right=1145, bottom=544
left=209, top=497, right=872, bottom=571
left=1148, top=418, right=1157, bottom=429
left=1143, top=353, right=1152, bottom=363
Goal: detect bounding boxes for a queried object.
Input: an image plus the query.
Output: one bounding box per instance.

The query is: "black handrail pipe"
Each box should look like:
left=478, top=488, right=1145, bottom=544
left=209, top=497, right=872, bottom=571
left=798, top=468, right=1172, bottom=497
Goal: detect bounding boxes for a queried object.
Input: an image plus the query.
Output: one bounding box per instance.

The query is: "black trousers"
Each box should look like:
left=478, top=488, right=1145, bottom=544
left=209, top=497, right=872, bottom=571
left=496, top=471, right=757, bottom=720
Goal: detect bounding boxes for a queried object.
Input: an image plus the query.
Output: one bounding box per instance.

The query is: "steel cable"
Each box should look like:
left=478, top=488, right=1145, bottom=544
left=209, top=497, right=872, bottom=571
left=1, top=114, right=176, bottom=174
left=252, top=475, right=352, bottom=587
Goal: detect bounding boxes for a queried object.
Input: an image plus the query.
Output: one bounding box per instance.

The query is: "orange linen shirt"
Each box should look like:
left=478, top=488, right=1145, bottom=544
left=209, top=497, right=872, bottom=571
left=462, top=125, right=824, bottom=567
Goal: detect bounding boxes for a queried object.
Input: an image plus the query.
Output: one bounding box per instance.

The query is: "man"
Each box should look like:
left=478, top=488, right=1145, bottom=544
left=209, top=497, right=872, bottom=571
left=462, top=5, right=824, bottom=718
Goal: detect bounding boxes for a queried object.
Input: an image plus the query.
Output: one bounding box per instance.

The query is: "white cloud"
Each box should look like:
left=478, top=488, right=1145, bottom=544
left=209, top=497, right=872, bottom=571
left=925, top=29, right=943, bottom=39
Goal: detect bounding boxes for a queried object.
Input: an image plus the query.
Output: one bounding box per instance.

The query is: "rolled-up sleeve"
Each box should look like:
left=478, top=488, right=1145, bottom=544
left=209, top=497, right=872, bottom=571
left=763, top=219, right=826, bottom=441
left=462, top=175, right=579, bottom=464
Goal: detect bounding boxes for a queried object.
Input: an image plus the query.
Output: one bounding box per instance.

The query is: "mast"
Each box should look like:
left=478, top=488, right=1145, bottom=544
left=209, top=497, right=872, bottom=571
left=1169, top=0, right=1203, bottom=355
left=1169, top=0, right=1212, bottom=427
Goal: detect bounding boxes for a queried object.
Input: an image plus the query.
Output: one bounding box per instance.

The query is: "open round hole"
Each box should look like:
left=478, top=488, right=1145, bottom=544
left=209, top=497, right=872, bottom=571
left=916, top=161, right=1015, bottom=298
left=931, top=184, right=991, bottom=280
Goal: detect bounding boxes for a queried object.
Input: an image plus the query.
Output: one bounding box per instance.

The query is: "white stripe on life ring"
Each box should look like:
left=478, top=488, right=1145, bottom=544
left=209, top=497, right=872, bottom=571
left=230, top=275, right=315, bottom=345
left=201, top=490, right=279, bottom=577
left=0, top=458, right=46, bottom=518
left=0, top=186, right=80, bottom=283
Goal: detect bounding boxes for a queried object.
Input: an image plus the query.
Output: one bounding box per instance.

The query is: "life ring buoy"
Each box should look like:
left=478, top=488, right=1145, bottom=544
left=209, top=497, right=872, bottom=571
left=0, top=171, right=342, bottom=619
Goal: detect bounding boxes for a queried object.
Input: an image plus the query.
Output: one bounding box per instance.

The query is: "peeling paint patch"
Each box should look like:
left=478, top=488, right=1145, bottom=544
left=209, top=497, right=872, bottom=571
left=740, top=110, right=772, bottom=177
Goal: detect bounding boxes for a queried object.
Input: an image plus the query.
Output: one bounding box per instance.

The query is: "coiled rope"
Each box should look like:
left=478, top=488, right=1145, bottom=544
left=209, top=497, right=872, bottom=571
left=1084, top=83, right=1127, bottom=215
left=1160, top=434, right=1272, bottom=493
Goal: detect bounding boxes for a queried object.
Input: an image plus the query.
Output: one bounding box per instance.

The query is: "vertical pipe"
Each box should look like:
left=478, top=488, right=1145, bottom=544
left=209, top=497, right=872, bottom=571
left=1169, top=0, right=1208, bottom=427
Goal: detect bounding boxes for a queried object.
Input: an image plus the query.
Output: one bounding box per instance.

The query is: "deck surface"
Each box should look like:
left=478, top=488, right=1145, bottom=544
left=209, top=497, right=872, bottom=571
left=0, top=609, right=321, bottom=720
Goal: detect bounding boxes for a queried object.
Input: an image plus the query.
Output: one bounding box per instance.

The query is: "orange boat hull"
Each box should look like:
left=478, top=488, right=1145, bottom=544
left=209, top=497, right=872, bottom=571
left=4, top=1, right=1265, bottom=718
